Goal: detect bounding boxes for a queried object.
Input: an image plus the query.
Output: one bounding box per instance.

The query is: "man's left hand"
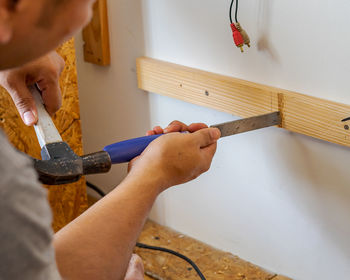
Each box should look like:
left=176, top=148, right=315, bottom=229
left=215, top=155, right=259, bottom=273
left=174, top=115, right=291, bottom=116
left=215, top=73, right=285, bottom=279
left=0, top=51, right=65, bottom=126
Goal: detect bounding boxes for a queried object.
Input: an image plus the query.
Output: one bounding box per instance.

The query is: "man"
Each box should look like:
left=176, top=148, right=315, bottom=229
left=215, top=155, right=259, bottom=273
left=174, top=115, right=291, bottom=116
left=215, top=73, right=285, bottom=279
left=0, top=0, right=221, bottom=279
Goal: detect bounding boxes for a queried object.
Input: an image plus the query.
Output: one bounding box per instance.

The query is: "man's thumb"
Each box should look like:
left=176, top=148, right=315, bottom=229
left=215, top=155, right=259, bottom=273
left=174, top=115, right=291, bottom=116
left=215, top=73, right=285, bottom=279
left=8, top=82, right=37, bottom=126
left=193, top=127, right=221, bottom=148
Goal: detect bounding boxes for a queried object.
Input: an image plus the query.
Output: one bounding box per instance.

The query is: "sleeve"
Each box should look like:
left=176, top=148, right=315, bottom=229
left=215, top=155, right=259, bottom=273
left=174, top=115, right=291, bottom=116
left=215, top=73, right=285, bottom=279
left=0, top=136, right=62, bottom=280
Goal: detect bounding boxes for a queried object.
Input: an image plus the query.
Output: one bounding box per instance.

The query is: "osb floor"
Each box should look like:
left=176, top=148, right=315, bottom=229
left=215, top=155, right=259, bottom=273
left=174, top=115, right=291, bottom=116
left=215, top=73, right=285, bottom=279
left=87, top=195, right=291, bottom=280
left=136, top=220, right=291, bottom=280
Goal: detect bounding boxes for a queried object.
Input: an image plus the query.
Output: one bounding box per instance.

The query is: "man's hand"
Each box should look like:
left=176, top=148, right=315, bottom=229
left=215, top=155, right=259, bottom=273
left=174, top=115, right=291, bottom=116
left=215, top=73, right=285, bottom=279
left=146, top=120, right=209, bottom=136
left=0, top=51, right=65, bottom=126
left=124, top=254, right=144, bottom=280
left=128, top=120, right=221, bottom=192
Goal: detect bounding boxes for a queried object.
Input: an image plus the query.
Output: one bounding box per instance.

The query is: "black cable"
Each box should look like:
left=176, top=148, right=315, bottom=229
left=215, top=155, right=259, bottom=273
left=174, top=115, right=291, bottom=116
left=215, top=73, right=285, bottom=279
left=235, top=0, right=239, bottom=23
left=229, top=0, right=239, bottom=24
left=86, top=181, right=106, bottom=197
left=86, top=182, right=207, bottom=280
left=229, top=0, right=234, bottom=24
left=136, top=242, right=206, bottom=280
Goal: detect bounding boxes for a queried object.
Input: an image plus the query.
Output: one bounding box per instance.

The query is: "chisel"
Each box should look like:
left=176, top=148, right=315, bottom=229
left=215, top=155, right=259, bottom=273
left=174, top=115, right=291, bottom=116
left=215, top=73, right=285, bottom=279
left=103, top=112, right=281, bottom=163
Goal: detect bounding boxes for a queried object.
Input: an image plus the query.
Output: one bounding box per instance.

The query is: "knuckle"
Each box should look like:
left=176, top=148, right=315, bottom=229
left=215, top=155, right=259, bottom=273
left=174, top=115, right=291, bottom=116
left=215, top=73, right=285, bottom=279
left=169, top=120, right=181, bottom=126
left=53, top=101, right=62, bottom=112
left=202, top=162, right=211, bottom=173
left=205, top=161, right=212, bottom=171
left=5, top=76, right=19, bottom=90
left=47, top=104, right=61, bottom=115
left=14, top=96, right=32, bottom=111
left=53, top=53, right=65, bottom=73
left=59, top=56, right=65, bottom=71
left=46, top=66, right=59, bottom=78
left=200, top=129, right=212, bottom=142
left=54, top=102, right=62, bottom=112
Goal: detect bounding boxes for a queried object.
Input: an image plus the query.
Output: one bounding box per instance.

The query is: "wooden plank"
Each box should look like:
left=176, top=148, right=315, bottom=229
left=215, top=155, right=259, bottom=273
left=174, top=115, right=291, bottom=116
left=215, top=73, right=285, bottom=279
left=137, top=57, right=350, bottom=148
left=82, top=0, right=110, bottom=66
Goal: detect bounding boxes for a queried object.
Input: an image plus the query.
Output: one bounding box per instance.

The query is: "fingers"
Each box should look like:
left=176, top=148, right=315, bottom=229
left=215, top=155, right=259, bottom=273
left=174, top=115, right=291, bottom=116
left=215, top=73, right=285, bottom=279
left=164, top=120, right=188, bottom=133
left=36, top=52, right=64, bottom=115
left=163, top=121, right=208, bottom=133
left=124, top=254, right=144, bottom=280
left=8, top=75, right=62, bottom=126
left=6, top=78, right=38, bottom=126
left=153, top=126, right=164, bottom=134
left=146, top=126, right=164, bottom=136
left=146, top=121, right=209, bottom=136
left=0, top=51, right=65, bottom=126
left=200, top=142, right=218, bottom=166
left=52, top=51, right=65, bottom=74
left=37, top=79, right=62, bottom=115
left=188, top=122, right=208, bottom=132
left=192, top=127, right=221, bottom=148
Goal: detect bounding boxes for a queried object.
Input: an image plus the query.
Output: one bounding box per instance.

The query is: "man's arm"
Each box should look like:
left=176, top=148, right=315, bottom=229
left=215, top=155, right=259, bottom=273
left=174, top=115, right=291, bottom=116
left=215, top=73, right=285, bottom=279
left=53, top=126, right=221, bottom=280
left=0, top=54, right=220, bottom=279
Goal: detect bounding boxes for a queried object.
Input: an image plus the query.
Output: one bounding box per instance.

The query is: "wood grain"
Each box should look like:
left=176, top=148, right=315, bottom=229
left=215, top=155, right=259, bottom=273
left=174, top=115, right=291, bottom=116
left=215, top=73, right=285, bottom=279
left=136, top=220, right=292, bottom=280
left=272, top=276, right=293, bottom=280
left=0, top=39, right=88, bottom=232
left=82, top=0, right=110, bottom=66
left=137, top=57, right=350, bottom=148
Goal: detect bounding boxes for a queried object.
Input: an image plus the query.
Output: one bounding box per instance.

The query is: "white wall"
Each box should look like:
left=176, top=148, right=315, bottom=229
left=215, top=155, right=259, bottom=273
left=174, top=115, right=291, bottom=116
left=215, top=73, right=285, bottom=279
left=75, top=1, right=148, bottom=189
left=75, top=1, right=350, bottom=279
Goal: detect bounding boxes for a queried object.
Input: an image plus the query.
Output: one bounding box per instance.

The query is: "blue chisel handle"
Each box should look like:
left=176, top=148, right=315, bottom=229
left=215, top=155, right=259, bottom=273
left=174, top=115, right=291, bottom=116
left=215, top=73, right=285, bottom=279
left=103, top=134, right=163, bottom=164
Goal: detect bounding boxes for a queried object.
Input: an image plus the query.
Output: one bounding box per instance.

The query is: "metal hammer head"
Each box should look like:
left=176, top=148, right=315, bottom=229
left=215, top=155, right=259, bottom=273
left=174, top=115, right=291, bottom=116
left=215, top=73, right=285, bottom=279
left=28, top=85, right=111, bottom=185
left=33, top=142, right=111, bottom=185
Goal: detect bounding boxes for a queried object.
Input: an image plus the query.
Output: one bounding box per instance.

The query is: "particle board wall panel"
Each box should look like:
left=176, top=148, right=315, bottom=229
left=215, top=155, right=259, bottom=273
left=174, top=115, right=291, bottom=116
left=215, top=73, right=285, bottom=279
left=137, top=57, right=350, bottom=148
left=0, top=39, right=87, bottom=232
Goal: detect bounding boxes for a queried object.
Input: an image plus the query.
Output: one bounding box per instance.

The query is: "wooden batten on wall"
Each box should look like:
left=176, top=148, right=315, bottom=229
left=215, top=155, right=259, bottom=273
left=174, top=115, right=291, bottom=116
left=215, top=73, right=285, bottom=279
left=136, top=57, right=350, bottom=148
left=82, top=0, right=110, bottom=66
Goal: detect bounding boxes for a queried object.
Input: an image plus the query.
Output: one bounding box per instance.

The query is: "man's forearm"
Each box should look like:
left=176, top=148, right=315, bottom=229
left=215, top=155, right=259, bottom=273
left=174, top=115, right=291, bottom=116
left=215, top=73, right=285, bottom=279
left=53, top=174, right=161, bottom=280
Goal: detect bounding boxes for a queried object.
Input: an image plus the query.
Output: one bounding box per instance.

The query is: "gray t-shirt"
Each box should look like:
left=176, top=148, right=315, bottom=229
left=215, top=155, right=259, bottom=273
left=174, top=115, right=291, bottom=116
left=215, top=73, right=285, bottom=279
left=0, top=131, right=61, bottom=279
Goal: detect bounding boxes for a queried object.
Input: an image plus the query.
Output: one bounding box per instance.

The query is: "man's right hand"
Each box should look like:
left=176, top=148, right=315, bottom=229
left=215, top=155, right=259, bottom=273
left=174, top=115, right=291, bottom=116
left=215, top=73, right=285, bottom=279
left=0, top=51, right=65, bottom=126
left=128, top=122, right=221, bottom=193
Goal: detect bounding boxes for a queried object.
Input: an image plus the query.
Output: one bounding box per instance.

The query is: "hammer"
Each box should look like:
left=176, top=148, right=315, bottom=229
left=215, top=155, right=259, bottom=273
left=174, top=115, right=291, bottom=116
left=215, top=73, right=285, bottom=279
left=30, top=85, right=165, bottom=185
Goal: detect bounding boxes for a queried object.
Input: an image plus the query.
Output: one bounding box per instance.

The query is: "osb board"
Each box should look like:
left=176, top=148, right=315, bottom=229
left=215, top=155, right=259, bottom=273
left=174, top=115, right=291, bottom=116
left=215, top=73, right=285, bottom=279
left=137, top=57, right=350, bottom=148
left=136, top=220, right=292, bottom=280
left=0, top=38, right=88, bottom=232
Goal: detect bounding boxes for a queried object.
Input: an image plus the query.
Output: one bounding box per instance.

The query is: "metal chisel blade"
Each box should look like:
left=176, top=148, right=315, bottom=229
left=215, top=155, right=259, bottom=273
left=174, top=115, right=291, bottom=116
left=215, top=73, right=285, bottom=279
left=211, top=111, right=281, bottom=138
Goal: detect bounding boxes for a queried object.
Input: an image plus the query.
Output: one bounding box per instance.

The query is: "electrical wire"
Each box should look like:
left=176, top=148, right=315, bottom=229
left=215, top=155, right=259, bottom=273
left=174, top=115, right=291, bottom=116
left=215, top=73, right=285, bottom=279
left=229, top=0, right=234, bottom=24
left=229, top=0, right=239, bottom=23
left=86, top=181, right=106, bottom=197
left=86, top=181, right=207, bottom=280
left=136, top=242, right=206, bottom=280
